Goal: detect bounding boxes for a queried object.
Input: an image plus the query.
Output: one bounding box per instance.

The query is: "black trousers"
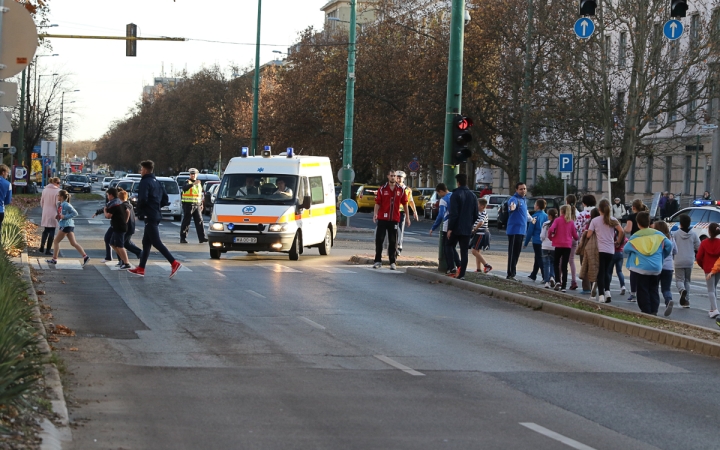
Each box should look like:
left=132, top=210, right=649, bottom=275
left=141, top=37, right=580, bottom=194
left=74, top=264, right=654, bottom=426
left=442, top=231, right=461, bottom=271
left=181, top=203, right=206, bottom=241
left=633, top=271, right=660, bottom=315
left=40, top=226, right=56, bottom=250
left=554, top=247, right=572, bottom=289
left=447, top=233, right=471, bottom=278
left=375, top=220, right=398, bottom=264
left=139, top=220, right=176, bottom=269
left=507, top=234, right=524, bottom=277
left=597, top=252, right=614, bottom=296
left=0, top=212, right=4, bottom=243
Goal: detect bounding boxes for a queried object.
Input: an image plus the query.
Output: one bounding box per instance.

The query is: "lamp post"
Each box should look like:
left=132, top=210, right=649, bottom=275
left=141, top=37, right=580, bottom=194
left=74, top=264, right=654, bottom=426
left=30, top=54, right=59, bottom=150
left=250, top=0, right=262, bottom=156
left=58, top=90, right=79, bottom=176
left=695, top=124, right=718, bottom=199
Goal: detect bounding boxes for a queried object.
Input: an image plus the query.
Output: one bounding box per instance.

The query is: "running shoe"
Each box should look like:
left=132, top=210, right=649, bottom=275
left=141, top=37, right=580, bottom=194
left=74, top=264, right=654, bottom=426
left=527, top=275, right=536, bottom=282
left=561, top=288, right=566, bottom=293
left=627, top=294, right=636, bottom=302
left=569, top=283, right=578, bottom=290
left=605, top=293, right=612, bottom=303
left=390, top=263, right=396, bottom=270
left=169, top=261, right=182, bottom=279
left=709, top=309, right=720, bottom=319
left=544, top=282, right=551, bottom=289
left=554, top=282, right=561, bottom=291
left=506, top=276, right=518, bottom=282
left=373, top=262, right=382, bottom=269
left=46, top=259, right=57, bottom=265
left=549, top=277, right=555, bottom=285
left=120, top=263, right=132, bottom=270
left=664, top=300, right=674, bottom=317
left=82, top=255, right=90, bottom=267
left=679, top=289, right=689, bottom=308
left=128, top=267, right=145, bottom=277
left=620, top=286, right=626, bottom=295
left=483, top=264, right=493, bottom=274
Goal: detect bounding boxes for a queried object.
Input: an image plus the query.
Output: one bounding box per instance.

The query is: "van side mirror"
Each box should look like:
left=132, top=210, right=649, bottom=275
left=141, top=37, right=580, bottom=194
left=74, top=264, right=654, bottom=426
left=302, top=195, right=312, bottom=210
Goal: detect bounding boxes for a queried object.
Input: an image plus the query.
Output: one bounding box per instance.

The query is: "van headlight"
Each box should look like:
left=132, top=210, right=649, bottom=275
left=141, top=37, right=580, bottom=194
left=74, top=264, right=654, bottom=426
left=173, top=199, right=181, bottom=207
left=269, top=224, right=287, bottom=232
left=210, top=222, right=224, bottom=231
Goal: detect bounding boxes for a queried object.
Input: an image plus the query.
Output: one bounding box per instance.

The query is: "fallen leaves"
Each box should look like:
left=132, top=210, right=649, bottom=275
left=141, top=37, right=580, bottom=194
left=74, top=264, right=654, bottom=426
left=68, top=348, right=78, bottom=352
left=35, top=290, right=45, bottom=296
left=50, top=324, right=75, bottom=337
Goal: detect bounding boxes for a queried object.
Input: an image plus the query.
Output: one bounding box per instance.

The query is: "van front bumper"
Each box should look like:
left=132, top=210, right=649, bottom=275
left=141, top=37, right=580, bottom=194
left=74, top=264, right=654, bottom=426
left=208, top=231, right=295, bottom=252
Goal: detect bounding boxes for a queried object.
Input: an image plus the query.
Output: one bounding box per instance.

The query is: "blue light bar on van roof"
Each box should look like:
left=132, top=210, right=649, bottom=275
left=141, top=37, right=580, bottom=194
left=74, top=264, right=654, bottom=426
left=241, top=147, right=249, bottom=158
left=286, top=147, right=294, bottom=158
left=692, top=200, right=717, bottom=206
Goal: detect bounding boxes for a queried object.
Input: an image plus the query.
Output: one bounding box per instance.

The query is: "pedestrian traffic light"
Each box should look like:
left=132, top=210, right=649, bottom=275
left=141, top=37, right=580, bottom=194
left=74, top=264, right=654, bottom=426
left=670, top=0, right=688, bottom=17
left=126, top=23, right=137, bottom=57
left=579, top=0, right=597, bottom=16
left=452, top=114, right=473, bottom=165
left=599, top=159, right=608, bottom=175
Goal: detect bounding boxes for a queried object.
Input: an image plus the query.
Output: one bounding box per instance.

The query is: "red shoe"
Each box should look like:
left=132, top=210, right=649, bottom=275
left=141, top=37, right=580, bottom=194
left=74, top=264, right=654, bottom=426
left=483, top=264, right=493, bottom=274
left=170, top=261, right=182, bottom=279
left=569, top=283, right=578, bottom=290
left=128, top=267, right=145, bottom=277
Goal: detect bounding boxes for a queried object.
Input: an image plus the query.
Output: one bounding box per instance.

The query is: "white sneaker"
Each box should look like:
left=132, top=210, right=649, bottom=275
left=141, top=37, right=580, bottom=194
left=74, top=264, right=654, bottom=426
left=390, top=263, right=396, bottom=270
left=591, top=282, right=597, bottom=297
left=597, top=294, right=604, bottom=303
left=620, top=286, right=626, bottom=295
left=544, top=282, right=551, bottom=289
left=549, top=277, right=555, bottom=285
left=709, top=309, right=720, bottom=318
left=604, top=293, right=611, bottom=303
left=373, top=262, right=381, bottom=269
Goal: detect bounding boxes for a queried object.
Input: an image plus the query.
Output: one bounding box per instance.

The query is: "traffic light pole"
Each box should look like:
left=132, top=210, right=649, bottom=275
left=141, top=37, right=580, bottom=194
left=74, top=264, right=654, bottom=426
left=250, top=0, right=262, bottom=157
left=519, top=0, right=534, bottom=184
left=439, top=0, right=466, bottom=272
left=339, top=0, right=358, bottom=227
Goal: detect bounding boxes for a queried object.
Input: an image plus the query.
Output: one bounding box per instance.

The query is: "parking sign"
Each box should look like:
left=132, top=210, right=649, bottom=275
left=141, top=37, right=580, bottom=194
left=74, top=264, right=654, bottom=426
left=559, top=154, right=573, bottom=173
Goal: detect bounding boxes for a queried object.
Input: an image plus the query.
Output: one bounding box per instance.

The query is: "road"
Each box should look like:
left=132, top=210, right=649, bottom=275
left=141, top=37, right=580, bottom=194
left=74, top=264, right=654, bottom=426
left=28, top=184, right=720, bottom=449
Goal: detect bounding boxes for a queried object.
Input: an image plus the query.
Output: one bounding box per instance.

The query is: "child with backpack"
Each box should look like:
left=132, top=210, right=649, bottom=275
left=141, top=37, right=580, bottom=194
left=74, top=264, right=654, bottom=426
left=539, top=208, right=557, bottom=289
left=696, top=223, right=720, bottom=319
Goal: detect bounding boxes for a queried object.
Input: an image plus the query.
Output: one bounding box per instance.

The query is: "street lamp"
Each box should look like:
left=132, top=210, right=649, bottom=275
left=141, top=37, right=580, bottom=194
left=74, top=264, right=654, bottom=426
left=58, top=90, right=79, bottom=176
left=695, top=124, right=718, bottom=199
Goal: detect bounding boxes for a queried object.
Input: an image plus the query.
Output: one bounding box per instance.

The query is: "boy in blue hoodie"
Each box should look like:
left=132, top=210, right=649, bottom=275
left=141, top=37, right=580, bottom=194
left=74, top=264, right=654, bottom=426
left=524, top=199, right=548, bottom=282
left=624, top=211, right=673, bottom=315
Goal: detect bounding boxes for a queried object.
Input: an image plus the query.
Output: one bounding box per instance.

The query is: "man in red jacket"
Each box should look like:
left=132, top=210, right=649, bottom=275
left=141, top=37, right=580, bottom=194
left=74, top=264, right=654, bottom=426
left=373, top=170, right=410, bottom=270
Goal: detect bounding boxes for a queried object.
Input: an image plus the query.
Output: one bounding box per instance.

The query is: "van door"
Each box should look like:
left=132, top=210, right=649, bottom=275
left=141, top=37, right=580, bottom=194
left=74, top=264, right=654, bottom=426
left=307, top=175, right=327, bottom=245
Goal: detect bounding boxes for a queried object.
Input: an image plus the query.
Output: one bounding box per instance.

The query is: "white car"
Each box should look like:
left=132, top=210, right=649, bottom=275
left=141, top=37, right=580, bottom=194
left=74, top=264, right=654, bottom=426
left=666, top=202, right=720, bottom=241
left=483, top=194, right=509, bottom=223
left=101, top=177, right=113, bottom=190
left=156, top=177, right=182, bottom=221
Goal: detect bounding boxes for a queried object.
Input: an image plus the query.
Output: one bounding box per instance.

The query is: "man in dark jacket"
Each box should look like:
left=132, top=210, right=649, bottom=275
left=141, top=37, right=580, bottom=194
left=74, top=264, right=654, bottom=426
left=664, top=193, right=679, bottom=218
left=447, top=173, right=479, bottom=280
left=128, top=160, right=182, bottom=278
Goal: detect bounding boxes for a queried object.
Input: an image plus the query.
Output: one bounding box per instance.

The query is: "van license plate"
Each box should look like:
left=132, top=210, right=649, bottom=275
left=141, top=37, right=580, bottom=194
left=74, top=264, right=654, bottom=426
left=234, top=237, right=257, bottom=244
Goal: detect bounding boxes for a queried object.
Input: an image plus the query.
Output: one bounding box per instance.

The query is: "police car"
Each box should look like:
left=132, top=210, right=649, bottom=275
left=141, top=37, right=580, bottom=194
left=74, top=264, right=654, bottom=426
left=666, top=200, right=720, bottom=241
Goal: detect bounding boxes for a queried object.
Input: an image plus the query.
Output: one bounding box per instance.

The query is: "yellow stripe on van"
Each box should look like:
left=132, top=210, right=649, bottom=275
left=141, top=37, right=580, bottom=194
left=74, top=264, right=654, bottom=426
left=220, top=206, right=337, bottom=224
left=300, top=161, right=330, bottom=168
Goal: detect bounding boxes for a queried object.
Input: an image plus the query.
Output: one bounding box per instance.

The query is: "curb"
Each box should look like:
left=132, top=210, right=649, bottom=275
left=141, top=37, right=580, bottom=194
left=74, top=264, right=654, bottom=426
left=337, top=226, right=374, bottom=234
left=406, top=267, right=720, bottom=358
left=350, top=255, right=438, bottom=267
left=21, top=256, right=72, bottom=449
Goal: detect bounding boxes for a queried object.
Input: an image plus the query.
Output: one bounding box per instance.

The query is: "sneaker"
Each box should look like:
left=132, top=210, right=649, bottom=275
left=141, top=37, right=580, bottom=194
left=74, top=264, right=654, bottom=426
left=569, top=283, right=578, bottom=291
left=590, top=282, right=597, bottom=297
left=46, top=259, right=57, bottom=265
left=527, top=275, right=536, bottom=282
left=103, top=258, right=113, bottom=263
left=664, top=300, right=674, bottom=317
left=390, top=263, right=396, bottom=270
left=554, top=282, right=561, bottom=291
left=446, top=272, right=457, bottom=278
left=679, top=289, right=689, bottom=307
left=580, top=290, right=591, bottom=295
left=120, top=263, right=132, bottom=270
left=561, top=288, right=566, bottom=293
left=38, top=247, right=44, bottom=254
left=180, top=239, right=188, bottom=244
left=709, top=309, right=720, bottom=319
left=128, top=267, right=145, bottom=277
left=627, top=294, right=636, bottom=302
left=506, top=276, right=518, bottom=282
left=605, top=293, right=611, bottom=303
left=597, top=294, right=604, bottom=303
left=82, top=255, right=90, bottom=267
left=373, top=262, right=382, bottom=269
left=483, top=264, right=493, bottom=274
left=620, top=286, right=626, bottom=295
left=199, top=238, right=209, bottom=244
left=549, top=277, right=555, bottom=286
left=544, top=282, right=551, bottom=289
left=397, top=248, right=402, bottom=255
left=169, top=261, right=182, bottom=279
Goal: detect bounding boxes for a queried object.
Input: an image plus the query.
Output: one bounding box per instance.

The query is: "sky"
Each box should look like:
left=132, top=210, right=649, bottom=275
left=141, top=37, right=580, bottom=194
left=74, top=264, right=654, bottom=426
left=39, top=0, right=328, bottom=142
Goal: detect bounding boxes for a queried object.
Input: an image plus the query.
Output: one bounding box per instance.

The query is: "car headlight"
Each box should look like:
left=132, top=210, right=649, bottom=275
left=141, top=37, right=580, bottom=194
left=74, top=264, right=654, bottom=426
left=269, top=224, right=287, bottom=232
left=210, top=222, right=224, bottom=231
left=173, top=200, right=181, bottom=207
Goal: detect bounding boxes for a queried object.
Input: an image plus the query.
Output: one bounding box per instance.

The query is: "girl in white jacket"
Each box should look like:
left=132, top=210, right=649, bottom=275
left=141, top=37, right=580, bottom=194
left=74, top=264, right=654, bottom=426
left=540, top=208, right=558, bottom=288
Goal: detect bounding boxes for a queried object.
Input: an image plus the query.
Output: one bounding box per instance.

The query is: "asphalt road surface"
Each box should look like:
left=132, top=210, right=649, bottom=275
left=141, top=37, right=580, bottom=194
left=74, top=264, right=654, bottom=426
left=29, top=192, right=720, bottom=450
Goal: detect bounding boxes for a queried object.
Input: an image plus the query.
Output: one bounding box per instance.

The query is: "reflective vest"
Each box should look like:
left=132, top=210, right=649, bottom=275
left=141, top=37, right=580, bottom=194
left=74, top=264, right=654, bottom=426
left=182, top=183, right=203, bottom=204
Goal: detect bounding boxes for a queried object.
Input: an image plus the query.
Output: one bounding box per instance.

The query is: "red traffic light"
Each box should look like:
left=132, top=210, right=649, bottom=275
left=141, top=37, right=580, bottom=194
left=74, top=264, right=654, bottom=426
left=456, top=117, right=473, bottom=130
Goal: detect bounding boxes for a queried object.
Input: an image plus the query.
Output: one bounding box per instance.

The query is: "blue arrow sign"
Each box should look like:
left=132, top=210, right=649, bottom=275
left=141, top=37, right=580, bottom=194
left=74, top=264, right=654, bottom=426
left=663, top=19, right=683, bottom=41
left=340, top=199, right=358, bottom=217
left=574, top=18, right=595, bottom=39
left=44, top=158, right=51, bottom=166
left=559, top=153, right=574, bottom=173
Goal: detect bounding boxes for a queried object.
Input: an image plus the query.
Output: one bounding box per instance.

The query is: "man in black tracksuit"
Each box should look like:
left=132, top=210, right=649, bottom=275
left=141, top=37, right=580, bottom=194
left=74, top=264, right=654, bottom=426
left=447, top=173, right=478, bottom=280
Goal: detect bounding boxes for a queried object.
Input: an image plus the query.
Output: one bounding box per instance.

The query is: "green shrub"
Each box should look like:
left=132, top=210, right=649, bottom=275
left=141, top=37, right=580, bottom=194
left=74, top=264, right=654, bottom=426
left=0, top=235, right=42, bottom=407
left=1, top=206, right=26, bottom=254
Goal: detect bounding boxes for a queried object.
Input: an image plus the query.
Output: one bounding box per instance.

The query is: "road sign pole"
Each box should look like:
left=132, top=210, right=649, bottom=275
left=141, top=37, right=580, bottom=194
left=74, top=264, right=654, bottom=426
left=250, top=0, right=262, bottom=157
left=339, top=0, right=358, bottom=228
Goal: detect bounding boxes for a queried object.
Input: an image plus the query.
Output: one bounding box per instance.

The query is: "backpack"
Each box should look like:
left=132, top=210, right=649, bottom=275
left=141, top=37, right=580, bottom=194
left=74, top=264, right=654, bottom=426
left=160, top=182, right=170, bottom=207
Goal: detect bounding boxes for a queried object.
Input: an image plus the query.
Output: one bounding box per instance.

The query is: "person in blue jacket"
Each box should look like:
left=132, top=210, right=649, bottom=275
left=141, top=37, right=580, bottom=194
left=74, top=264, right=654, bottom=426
left=505, top=182, right=535, bottom=281
left=429, top=183, right=461, bottom=274
left=0, top=164, right=11, bottom=243
left=524, top=198, right=548, bottom=282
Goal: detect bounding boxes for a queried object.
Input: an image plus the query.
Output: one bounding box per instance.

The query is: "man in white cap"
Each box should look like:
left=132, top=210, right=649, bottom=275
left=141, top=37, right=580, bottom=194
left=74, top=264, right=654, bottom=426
left=395, top=171, right=418, bottom=254
left=180, top=168, right=208, bottom=244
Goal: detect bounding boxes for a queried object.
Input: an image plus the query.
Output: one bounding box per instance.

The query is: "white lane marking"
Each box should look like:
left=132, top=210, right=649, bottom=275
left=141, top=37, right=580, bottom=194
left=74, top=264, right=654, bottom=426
left=315, top=266, right=356, bottom=274
left=363, top=267, right=403, bottom=273
left=374, top=355, right=425, bottom=376
left=256, top=263, right=301, bottom=273
left=88, top=220, right=105, bottom=225
left=152, top=262, right=192, bottom=272
left=298, top=316, right=326, bottom=330
left=403, top=231, right=418, bottom=235
left=54, top=260, right=83, bottom=270
left=202, top=262, right=227, bottom=277
left=519, top=423, right=596, bottom=450
left=246, top=290, right=265, bottom=298
left=401, top=237, right=422, bottom=242
left=170, top=222, right=181, bottom=226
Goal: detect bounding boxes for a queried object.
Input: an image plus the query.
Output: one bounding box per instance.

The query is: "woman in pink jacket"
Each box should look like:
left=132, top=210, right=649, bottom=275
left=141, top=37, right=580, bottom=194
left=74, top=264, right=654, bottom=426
left=549, top=205, right=579, bottom=292
left=39, top=177, right=61, bottom=255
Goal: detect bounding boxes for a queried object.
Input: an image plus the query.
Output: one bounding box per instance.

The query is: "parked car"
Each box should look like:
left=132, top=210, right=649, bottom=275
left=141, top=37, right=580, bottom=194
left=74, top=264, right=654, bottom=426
left=202, top=181, right=221, bottom=215
left=335, top=183, right=364, bottom=207
left=88, top=173, right=99, bottom=183
left=62, top=174, right=92, bottom=193
left=424, top=192, right=439, bottom=220
left=496, top=196, right=563, bottom=230
left=101, top=177, right=113, bottom=190
left=156, top=177, right=182, bottom=221
left=483, top=195, right=509, bottom=223
left=356, top=185, right=380, bottom=212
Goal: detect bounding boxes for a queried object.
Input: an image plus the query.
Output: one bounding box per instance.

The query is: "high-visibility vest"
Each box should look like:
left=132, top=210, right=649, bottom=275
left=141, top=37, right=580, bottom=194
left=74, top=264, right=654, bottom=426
left=182, top=183, right=203, bottom=203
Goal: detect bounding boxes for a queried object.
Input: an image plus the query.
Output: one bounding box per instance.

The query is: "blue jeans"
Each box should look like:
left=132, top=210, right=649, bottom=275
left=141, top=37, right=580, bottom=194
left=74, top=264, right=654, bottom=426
left=612, top=251, right=625, bottom=288
left=660, top=269, right=673, bottom=304
left=542, top=249, right=555, bottom=283
left=139, top=220, right=176, bottom=269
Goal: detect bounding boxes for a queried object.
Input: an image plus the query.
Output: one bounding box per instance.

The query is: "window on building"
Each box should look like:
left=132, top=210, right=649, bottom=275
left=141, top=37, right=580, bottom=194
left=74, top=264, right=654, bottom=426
left=664, top=156, right=672, bottom=192
left=691, top=14, right=700, bottom=45
left=688, top=81, right=698, bottom=123
left=668, top=86, right=678, bottom=122
left=619, top=32, right=627, bottom=67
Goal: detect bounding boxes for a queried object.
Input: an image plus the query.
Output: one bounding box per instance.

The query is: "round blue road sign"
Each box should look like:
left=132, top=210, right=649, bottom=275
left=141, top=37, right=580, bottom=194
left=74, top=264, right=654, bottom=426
left=574, top=18, right=595, bottom=39
left=340, top=199, right=358, bottom=218
left=663, top=20, right=683, bottom=41
left=408, top=160, right=420, bottom=172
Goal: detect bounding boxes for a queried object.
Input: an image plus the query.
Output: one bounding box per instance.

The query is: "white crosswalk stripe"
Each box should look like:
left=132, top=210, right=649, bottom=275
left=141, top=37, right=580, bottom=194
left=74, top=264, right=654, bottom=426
left=152, top=261, right=192, bottom=272
left=88, top=220, right=105, bottom=225
left=54, top=260, right=83, bottom=270
left=315, top=266, right=357, bottom=274
left=256, top=263, right=301, bottom=273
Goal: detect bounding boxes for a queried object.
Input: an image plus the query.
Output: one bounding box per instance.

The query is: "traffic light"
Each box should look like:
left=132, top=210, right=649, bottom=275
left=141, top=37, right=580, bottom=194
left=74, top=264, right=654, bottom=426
left=452, top=114, right=473, bottom=165
left=599, top=159, right=608, bottom=175
left=579, top=0, right=597, bottom=16
left=670, top=0, right=688, bottom=17
left=126, top=23, right=137, bottom=57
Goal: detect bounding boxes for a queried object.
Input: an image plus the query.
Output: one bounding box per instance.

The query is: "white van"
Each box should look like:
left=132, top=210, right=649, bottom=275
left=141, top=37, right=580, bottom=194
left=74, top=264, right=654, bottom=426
left=208, top=153, right=337, bottom=260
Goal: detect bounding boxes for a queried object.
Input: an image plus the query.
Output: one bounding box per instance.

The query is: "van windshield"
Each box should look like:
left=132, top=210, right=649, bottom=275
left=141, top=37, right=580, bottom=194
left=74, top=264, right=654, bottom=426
left=159, top=180, right=179, bottom=195
left=216, top=174, right=299, bottom=205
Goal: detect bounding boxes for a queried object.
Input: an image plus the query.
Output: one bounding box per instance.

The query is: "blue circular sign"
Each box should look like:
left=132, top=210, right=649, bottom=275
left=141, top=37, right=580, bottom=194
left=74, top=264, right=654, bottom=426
left=663, top=19, right=683, bottom=41
left=408, top=160, right=420, bottom=172
left=340, top=199, right=358, bottom=217
left=574, top=18, right=595, bottom=39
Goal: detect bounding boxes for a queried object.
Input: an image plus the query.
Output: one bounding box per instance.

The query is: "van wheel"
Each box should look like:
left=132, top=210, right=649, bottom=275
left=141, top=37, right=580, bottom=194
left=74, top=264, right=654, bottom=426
left=210, top=248, right=221, bottom=259
left=289, top=232, right=301, bottom=261
left=319, top=228, right=332, bottom=255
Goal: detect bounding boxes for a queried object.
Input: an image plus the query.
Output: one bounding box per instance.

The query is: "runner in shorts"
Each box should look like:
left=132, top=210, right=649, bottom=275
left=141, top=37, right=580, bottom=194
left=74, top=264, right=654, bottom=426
left=470, top=198, right=492, bottom=273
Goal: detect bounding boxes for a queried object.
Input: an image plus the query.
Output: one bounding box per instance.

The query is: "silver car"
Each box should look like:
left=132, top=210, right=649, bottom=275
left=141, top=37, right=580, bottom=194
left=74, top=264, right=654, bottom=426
left=483, top=195, right=509, bottom=222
